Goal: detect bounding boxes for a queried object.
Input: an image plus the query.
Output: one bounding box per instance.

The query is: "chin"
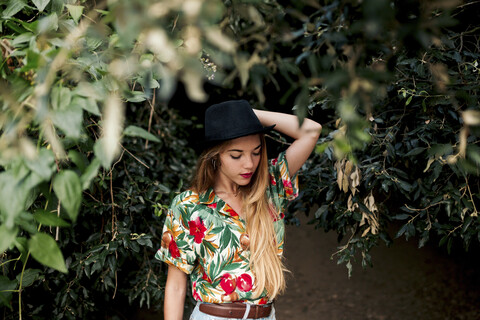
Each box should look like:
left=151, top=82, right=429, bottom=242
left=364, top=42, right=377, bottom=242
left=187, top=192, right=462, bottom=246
left=237, top=179, right=252, bottom=186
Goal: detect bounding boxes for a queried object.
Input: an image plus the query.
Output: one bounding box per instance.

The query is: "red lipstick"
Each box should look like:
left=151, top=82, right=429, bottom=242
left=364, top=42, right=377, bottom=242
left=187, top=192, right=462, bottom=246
left=240, top=173, right=253, bottom=179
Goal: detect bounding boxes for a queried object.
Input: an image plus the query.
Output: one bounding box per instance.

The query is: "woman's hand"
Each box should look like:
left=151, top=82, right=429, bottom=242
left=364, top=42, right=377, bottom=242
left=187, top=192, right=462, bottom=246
left=253, top=109, right=321, bottom=176
left=164, top=265, right=188, bottom=320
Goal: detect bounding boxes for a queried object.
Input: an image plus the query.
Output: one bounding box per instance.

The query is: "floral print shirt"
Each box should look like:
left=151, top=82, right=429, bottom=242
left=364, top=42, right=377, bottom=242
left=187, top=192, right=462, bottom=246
left=155, top=151, right=299, bottom=304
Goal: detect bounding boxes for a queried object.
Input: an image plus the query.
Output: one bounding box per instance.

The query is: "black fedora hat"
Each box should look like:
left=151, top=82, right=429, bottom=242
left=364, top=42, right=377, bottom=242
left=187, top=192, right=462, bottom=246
left=204, top=100, right=275, bottom=144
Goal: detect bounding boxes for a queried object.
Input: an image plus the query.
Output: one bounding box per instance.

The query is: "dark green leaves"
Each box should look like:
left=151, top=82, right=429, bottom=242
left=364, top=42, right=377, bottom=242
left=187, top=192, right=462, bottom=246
left=0, top=275, right=17, bottom=308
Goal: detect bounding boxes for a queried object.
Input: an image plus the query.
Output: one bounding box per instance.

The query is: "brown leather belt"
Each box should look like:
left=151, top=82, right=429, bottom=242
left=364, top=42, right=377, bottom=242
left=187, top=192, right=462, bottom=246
left=199, top=302, right=272, bottom=319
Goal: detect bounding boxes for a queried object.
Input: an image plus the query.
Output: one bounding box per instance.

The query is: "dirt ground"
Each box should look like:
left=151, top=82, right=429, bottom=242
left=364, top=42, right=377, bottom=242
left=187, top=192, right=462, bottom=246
left=137, top=214, right=480, bottom=320
left=276, top=214, right=480, bottom=320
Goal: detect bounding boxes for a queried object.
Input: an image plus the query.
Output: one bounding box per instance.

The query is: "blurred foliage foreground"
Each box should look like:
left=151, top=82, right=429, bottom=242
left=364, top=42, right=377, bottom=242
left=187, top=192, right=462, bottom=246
left=1, top=0, right=479, bottom=318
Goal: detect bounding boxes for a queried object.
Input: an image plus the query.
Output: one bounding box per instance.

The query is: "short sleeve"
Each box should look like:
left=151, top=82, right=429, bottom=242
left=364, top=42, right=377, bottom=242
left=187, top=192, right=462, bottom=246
left=268, top=151, right=299, bottom=203
left=155, top=196, right=197, bottom=274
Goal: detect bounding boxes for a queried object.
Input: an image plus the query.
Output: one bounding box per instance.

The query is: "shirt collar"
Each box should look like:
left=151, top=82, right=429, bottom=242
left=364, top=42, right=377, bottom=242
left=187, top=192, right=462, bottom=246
left=198, top=188, right=242, bottom=220
left=198, top=188, right=216, bottom=205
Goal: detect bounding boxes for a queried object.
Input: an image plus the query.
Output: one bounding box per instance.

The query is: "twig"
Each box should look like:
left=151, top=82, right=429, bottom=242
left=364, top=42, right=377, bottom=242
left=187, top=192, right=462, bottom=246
left=56, top=201, right=61, bottom=241
left=120, top=143, right=150, bottom=168
left=109, top=169, right=117, bottom=241
left=465, top=177, right=478, bottom=217
left=112, top=250, right=118, bottom=299
left=145, top=91, right=156, bottom=149
left=405, top=201, right=446, bottom=212
left=447, top=224, right=462, bottom=236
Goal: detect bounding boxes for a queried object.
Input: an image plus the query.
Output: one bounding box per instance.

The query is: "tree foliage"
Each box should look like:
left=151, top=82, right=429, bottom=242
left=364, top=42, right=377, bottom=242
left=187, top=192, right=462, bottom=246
left=0, top=0, right=479, bottom=318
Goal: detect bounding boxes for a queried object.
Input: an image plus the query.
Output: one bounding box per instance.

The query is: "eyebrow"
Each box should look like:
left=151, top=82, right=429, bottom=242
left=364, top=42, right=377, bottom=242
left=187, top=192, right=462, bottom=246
left=227, top=144, right=262, bottom=153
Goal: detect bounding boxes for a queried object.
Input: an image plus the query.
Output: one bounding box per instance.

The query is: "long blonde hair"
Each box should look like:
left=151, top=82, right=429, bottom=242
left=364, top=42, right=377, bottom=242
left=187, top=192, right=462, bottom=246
left=190, top=134, right=287, bottom=299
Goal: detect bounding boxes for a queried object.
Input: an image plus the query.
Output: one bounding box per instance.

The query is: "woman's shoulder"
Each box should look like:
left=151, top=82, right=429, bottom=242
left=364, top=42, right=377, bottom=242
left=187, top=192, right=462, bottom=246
left=268, top=150, right=288, bottom=169
left=171, top=189, right=201, bottom=206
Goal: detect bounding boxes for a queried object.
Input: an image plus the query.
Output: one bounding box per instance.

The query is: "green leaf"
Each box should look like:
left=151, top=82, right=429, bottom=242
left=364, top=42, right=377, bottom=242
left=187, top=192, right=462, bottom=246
left=397, top=179, right=413, bottom=192
left=24, top=148, right=55, bottom=181
left=125, top=91, right=148, bottom=102
left=314, top=204, right=328, bottom=219
left=405, top=95, right=412, bottom=106
left=51, top=86, right=72, bottom=110
left=66, top=4, right=83, bottom=23
left=11, top=32, right=34, bottom=46
left=32, top=0, right=51, bottom=12
left=392, top=214, right=410, bottom=220
left=51, top=104, right=83, bottom=139
left=123, top=125, right=160, bottom=142
left=467, top=147, right=480, bottom=165
left=0, top=224, right=19, bottom=253
left=28, top=233, right=68, bottom=273
left=9, top=16, right=38, bottom=32
left=0, top=171, right=29, bottom=228
left=81, top=158, right=101, bottom=190
left=68, top=150, right=87, bottom=172
left=19, top=49, right=42, bottom=72
left=403, top=147, right=425, bottom=157
left=2, top=0, right=27, bottom=18
left=16, top=268, right=43, bottom=288
left=33, top=209, right=71, bottom=227
left=0, top=275, right=17, bottom=308
left=14, top=237, right=28, bottom=263
left=72, top=96, right=101, bottom=116
left=37, top=13, right=59, bottom=34
left=74, top=81, right=105, bottom=101
left=53, top=170, right=82, bottom=222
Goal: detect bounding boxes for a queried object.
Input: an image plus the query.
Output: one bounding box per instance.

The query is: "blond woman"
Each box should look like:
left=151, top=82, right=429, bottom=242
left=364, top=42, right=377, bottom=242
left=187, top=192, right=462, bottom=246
left=156, top=100, right=321, bottom=319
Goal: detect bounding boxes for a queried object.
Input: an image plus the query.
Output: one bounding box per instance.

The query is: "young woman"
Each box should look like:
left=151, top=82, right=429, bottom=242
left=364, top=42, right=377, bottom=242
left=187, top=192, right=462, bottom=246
left=156, top=100, right=321, bottom=320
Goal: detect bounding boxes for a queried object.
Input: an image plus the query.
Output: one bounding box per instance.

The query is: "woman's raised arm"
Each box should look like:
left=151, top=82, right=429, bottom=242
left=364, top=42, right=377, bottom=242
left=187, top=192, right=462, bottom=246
left=253, top=109, right=321, bottom=176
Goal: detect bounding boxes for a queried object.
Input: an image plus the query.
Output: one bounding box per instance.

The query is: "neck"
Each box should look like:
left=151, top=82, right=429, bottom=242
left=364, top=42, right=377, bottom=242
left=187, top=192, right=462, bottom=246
left=213, top=181, right=240, bottom=196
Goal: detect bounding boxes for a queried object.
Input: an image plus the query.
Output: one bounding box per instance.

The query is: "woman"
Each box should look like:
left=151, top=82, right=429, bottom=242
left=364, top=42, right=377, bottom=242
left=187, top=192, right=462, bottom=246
left=156, top=100, right=321, bottom=320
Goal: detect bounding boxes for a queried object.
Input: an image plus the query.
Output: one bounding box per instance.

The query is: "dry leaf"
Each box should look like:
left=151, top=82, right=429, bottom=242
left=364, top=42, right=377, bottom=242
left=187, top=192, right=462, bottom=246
left=462, top=110, right=480, bottom=126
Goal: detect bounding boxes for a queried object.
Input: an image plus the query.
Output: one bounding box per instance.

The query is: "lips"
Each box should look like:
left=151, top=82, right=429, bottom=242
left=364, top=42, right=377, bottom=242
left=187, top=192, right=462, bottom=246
left=240, top=173, right=253, bottom=179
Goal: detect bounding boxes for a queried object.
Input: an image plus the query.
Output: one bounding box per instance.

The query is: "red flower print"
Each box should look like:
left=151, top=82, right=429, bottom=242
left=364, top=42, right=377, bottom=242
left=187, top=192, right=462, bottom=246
left=237, top=273, right=253, bottom=292
left=271, top=158, right=278, bottom=165
left=258, top=297, right=268, bottom=305
left=202, top=271, right=212, bottom=283
left=192, top=282, right=202, bottom=301
left=269, top=173, right=276, bottom=185
left=168, top=240, right=180, bottom=259
left=282, top=179, right=294, bottom=196
left=207, top=203, right=217, bottom=209
left=189, top=217, right=207, bottom=244
left=220, top=273, right=236, bottom=294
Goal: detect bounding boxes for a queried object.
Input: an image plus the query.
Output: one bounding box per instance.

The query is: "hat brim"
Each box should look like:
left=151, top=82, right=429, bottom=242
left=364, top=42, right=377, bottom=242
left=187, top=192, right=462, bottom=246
left=202, top=124, right=275, bottom=148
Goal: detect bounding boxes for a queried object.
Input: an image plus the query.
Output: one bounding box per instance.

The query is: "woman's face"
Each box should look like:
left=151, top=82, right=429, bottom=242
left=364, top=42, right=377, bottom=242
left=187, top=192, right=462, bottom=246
left=217, top=134, right=262, bottom=187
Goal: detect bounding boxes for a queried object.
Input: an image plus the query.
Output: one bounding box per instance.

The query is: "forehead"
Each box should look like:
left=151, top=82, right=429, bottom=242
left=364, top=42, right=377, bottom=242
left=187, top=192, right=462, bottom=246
left=223, top=134, right=261, bottom=151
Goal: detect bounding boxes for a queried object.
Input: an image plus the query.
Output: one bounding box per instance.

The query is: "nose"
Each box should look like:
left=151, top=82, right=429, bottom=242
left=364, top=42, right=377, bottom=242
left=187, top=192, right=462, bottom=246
left=244, top=155, right=254, bottom=170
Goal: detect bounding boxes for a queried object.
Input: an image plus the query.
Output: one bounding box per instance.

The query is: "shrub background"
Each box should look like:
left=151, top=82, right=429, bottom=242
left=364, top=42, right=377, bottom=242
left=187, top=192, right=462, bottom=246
left=1, top=0, right=479, bottom=318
